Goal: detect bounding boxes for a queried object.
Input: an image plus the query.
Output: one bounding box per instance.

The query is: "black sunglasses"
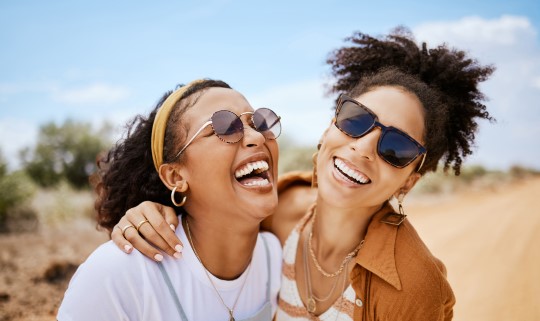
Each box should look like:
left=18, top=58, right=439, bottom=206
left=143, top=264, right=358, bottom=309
left=175, top=108, right=281, bottom=158
left=335, top=94, right=426, bottom=170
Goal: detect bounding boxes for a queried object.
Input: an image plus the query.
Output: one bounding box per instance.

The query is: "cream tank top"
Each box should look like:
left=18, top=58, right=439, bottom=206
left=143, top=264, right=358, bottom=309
left=275, top=211, right=356, bottom=321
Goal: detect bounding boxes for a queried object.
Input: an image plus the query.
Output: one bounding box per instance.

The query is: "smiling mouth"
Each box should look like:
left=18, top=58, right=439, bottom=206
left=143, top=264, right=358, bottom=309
left=235, top=160, right=271, bottom=186
left=334, top=157, right=371, bottom=185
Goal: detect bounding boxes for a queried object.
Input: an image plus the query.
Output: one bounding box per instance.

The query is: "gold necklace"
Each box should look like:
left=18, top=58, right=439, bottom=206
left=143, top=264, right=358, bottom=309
left=308, top=210, right=365, bottom=278
left=303, top=218, right=345, bottom=314
left=185, top=216, right=251, bottom=321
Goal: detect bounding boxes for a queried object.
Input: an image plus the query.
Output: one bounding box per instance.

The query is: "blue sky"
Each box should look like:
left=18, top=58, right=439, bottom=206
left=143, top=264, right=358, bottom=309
left=1, top=0, right=539, bottom=171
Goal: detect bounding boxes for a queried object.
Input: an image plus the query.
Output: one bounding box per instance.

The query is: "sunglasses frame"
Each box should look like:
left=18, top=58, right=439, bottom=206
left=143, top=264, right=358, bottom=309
left=335, top=94, right=427, bottom=171
left=174, top=108, right=281, bottom=159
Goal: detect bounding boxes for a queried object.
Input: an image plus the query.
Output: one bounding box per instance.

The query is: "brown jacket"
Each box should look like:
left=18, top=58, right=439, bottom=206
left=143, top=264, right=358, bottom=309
left=278, top=171, right=455, bottom=321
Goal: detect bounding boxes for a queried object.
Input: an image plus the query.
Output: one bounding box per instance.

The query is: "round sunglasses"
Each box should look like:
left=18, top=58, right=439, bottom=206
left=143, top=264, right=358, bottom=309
left=174, top=108, right=281, bottom=159
left=335, top=94, right=427, bottom=170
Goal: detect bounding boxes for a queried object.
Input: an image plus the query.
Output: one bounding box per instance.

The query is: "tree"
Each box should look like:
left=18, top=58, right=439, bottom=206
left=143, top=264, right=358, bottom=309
left=20, top=119, right=113, bottom=189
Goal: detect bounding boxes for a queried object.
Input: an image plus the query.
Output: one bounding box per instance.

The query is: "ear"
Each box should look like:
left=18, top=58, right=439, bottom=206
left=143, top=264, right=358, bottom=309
left=393, top=172, right=421, bottom=199
left=158, top=163, right=189, bottom=192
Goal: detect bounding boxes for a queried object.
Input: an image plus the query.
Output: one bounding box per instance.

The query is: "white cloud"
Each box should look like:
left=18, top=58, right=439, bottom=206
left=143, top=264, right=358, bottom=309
left=52, top=83, right=130, bottom=105
left=533, top=77, right=540, bottom=90
left=414, top=15, right=536, bottom=49
left=414, top=15, right=540, bottom=169
left=0, top=81, right=131, bottom=106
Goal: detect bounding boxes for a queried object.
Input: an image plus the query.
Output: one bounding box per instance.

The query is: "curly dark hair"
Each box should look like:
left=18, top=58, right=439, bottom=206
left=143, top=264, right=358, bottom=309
left=93, top=79, right=232, bottom=232
left=326, top=27, right=495, bottom=175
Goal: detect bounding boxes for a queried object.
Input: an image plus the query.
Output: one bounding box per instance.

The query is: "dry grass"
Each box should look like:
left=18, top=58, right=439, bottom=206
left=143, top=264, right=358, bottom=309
left=0, top=173, right=538, bottom=320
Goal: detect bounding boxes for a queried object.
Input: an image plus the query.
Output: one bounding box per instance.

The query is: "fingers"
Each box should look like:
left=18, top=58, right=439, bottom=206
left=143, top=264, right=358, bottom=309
left=136, top=202, right=183, bottom=256
left=156, top=204, right=183, bottom=252
left=122, top=223, right=165, bottom=262
left=112, top=219, right=134, bottom=254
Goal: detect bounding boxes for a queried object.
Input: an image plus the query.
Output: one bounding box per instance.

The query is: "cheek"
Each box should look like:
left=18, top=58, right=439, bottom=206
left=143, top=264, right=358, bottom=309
left=264, top=140, right=279, bottom=181
left=185, top=145, right=235, bottom=179
left=377, top=166, right=412, bottom=194
left=321, top=126, right=348, bottom=152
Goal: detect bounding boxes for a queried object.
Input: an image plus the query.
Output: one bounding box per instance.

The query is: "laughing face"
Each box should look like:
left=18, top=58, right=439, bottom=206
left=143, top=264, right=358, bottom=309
left=316, top=86, right=425, bottom=210
left=171, top=87, right=279, bottom=222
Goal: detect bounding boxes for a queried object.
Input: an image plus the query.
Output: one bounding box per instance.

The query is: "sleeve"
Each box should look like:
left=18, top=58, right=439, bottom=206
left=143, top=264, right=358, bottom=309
left=57, top=242, right=143, bottom=321
left=277, top=170, right=312, bottom=194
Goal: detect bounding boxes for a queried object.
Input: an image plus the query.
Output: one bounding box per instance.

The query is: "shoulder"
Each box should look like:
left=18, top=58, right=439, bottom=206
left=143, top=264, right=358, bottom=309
left=257, top=232, right=283, bottom=306
left=58, top=241, right=151, bottom=320
left=259, top=231, right=282, bottom=251
left=393, top=220, right=455, bottom=317
left=75, top=241, right=150, bottom=278
left=397, top=220, right=449, bottom=278
left=270, top=171, right=317, bottom=244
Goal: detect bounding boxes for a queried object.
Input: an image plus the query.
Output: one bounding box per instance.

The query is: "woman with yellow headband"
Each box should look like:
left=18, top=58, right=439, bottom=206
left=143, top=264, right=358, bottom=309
left=58, top=79, right=284, bottom=320
left=110, top=29, right=494, bottom=320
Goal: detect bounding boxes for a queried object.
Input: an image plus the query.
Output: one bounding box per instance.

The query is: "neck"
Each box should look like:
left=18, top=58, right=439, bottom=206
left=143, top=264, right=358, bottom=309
left=183, top=212, right=259, bottom=280
left=312, top=199, right=384, bottom=260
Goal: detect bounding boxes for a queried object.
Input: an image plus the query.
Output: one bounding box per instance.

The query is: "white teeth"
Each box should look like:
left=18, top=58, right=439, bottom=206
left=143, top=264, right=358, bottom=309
left=243, top=178, right=270, bottom=186
left=235, top=160, right=269, bottom=178
left=334, top=158, right=369, bottom=184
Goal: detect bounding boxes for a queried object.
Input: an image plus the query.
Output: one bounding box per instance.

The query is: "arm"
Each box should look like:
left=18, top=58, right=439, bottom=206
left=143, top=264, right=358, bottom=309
left=111, top=201, right=183, bottom=261
left=113, top=171, right=316, bottom=258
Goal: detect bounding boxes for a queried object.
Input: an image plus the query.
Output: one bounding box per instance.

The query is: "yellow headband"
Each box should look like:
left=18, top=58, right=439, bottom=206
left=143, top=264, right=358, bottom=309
left=151, top=79, right=205, bottom=172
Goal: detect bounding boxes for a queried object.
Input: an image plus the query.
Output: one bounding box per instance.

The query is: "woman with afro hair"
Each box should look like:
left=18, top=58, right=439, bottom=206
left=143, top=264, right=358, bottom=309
left=111, top=27, right=494, bottom=320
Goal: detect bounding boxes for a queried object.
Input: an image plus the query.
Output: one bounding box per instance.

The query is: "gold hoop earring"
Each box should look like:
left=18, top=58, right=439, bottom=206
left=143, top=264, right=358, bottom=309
left=380, top=192, right=407, bottom=226
left=171, top=185, right=187, bottom=207
left=311, top=150, right=319, bottom=188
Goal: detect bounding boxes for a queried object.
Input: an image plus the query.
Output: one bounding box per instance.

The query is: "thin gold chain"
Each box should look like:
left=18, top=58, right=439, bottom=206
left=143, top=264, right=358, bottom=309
left=308, top=210, right=364, bottom=278
left=304, top=215, right=350, bottom=315
left=304, top=221, right=341, bottom=308
left=185, top=216, right=251, bottom=321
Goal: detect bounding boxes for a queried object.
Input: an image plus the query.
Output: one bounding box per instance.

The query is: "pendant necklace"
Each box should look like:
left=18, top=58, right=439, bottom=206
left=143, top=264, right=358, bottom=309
left=185, top=216, right=251, bottom=321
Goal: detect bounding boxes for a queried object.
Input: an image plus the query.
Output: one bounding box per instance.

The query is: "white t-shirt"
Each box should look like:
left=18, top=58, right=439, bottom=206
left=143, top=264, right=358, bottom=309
left=57, top=219, right=282, bottom=321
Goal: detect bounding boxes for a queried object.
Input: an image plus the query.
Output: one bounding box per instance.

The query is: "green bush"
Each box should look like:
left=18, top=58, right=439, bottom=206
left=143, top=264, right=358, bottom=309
left=0, top=169, right=38, bottom=232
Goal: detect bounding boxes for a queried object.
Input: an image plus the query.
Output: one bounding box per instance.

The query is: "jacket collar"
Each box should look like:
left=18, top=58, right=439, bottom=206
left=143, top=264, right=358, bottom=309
left=354, top=201, right=403, bottom=290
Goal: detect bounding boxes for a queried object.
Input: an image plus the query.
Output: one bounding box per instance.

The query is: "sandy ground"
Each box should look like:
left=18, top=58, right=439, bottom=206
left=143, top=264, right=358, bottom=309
left=408, top=177, right=540, bottom=321
left=0, top=177, right=538, bottom=320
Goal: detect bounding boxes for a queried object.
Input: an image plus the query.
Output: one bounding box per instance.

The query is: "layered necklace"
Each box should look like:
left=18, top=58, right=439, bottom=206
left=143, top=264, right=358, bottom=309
left=185, top=217, right=251, bottom=321
left=303, top=209, right=365, bottom=314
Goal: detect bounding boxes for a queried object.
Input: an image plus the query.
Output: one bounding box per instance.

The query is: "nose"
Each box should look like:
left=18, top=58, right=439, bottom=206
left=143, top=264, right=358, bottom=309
left=242, top=124, right=265, bottom=148
left=348, top=127, right=380, bottom=162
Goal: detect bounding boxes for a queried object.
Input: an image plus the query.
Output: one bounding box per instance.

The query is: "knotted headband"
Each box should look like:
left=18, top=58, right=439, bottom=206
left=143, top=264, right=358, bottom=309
left=151, top=79, right=205, bottom=172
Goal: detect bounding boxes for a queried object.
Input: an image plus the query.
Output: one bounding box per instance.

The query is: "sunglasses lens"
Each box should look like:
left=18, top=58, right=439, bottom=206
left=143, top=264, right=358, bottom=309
left=336, top=101, right=374, bottom=137
left=379, top=130, right=421, bottom=168
left=253, top=108, right=281, bottom=139
left=211, top=110, right=244, bottom=143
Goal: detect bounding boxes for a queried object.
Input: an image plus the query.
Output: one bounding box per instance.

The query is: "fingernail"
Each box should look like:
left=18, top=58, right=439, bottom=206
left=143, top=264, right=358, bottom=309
left=170, top=224, right=176, bottom=231
left=175, top=244, right=183, bottom=252
left=154, top=254, right=163, bottom=262
left=124, top=245, right=132, bottom=253
left=173, top=252, right=183, bottom=259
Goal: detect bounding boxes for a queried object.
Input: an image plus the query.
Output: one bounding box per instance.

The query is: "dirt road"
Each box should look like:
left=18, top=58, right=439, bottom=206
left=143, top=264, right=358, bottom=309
left=408, top=177, right=540, bottom=321
left=1, top=177, right=538, bottom=320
